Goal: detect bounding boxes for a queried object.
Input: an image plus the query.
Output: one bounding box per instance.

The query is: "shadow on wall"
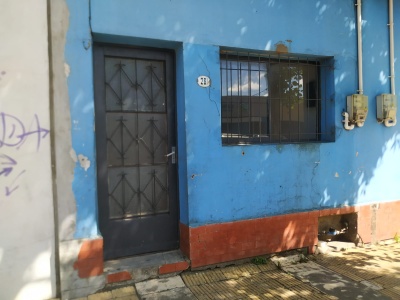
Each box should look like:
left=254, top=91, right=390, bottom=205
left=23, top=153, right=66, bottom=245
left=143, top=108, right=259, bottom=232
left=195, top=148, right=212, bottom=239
left=0, top=110, right=55, bottom=298
left=181, top=1, right=400, bottom=232
left=317, top=0, right=400, bottom=211
left=317, top=132, right=400, bottom=209
left=0, top=243, right=56, bottom=300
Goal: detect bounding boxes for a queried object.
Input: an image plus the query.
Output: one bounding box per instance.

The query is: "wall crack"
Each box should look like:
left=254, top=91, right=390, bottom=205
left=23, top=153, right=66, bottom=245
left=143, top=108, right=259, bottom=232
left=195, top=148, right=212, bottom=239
left=199, top=55, right=220, bottom=116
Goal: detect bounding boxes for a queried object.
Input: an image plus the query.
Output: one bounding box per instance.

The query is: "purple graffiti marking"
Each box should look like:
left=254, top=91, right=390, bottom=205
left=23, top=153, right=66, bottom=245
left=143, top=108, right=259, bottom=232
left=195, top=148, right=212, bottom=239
left=5, top=170, right=26, bottom=196
left=0, top=112, right=49, bottom=151
left=0, top=112, right=49, bottom=197
left=0, top=154, right=17, bottom=176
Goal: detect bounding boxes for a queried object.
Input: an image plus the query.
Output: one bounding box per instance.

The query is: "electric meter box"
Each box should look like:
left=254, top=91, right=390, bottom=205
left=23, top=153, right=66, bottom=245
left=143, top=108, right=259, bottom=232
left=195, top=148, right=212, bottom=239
left=376, top=94, right=397, bottom=122
left=347, top=94, right=368, bottom=123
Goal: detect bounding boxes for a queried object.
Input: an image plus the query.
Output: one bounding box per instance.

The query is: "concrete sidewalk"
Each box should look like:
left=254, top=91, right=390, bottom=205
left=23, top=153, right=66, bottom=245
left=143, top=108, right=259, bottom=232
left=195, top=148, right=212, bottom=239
left=76, top=241, right=400, bottom=300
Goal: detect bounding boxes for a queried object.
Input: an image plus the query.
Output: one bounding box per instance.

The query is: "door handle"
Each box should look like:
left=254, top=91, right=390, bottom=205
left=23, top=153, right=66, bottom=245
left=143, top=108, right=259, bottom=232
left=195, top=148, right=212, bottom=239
left=165, top=146, right=176, bottom=164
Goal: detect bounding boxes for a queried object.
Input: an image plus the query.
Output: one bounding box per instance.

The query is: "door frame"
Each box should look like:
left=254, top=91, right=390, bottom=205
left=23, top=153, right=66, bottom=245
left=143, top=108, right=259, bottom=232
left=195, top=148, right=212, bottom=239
left=93, top=43, right=180, bottom=259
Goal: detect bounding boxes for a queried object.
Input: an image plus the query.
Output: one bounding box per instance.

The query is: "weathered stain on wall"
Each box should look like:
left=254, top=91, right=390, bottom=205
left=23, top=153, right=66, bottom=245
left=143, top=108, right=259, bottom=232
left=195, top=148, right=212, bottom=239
left=274, top=41, right=289, bottom=54
left=78, top=154, right=91, bottom=171
left=49, top=0, right=77, bottom=244
left=65, top=0, right=99, bottom=239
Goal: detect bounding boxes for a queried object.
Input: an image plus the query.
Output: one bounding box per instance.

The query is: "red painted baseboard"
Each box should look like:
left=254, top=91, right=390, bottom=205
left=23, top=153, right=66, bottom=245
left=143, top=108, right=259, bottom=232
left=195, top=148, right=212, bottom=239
left=73, top=239, right=104, bottom=278
left=180, top=201, right=400, bottom=268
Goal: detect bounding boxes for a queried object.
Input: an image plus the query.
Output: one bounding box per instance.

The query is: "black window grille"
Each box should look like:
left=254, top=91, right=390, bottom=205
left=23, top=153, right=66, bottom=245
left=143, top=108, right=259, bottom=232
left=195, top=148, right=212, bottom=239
left=220, top=50, right=334, bottom=145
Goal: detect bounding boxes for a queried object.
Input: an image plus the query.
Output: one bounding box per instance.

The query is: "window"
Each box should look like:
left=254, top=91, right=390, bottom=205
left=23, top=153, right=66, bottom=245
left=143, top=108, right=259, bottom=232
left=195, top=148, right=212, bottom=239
left=220, top=51, right=335, bottom=145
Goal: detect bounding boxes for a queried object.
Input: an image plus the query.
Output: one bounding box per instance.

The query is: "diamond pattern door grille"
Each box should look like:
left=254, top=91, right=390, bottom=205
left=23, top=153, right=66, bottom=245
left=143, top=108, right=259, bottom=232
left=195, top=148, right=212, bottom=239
left=104, top=57, right=169, bottom=219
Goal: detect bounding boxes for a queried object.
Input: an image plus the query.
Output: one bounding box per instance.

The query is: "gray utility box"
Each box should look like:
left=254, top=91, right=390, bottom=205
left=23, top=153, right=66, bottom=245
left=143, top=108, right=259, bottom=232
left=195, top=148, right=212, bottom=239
left=347, top=94, right=368, bottom=124
left=376, top=93, right=397, bottom=122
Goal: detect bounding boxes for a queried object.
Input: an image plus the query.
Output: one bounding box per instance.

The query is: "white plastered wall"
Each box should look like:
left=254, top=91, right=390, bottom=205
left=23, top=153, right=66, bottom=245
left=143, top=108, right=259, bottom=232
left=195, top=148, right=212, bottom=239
left=0, top=1, right=56, bottom=299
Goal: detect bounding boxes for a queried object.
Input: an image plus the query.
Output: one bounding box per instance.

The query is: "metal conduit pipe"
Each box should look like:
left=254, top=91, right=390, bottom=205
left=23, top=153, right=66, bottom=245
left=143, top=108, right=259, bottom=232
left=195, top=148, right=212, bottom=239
left=389, top=0, right=395, bottom=95
left=387, top=0, right=397, bottom=127
left=343, top=0, right=365, bottom=131
left=357, top=0, right=364, bottom=95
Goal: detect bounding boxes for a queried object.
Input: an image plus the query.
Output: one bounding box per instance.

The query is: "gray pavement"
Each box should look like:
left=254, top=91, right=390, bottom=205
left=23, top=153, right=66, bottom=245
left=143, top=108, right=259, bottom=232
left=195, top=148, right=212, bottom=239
left=77, top=241, right=400, bottom=299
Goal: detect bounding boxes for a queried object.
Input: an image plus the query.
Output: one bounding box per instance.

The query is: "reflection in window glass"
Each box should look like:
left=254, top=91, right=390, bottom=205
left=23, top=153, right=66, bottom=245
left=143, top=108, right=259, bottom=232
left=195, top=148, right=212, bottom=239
left=220, top=51, right=329, bottom=145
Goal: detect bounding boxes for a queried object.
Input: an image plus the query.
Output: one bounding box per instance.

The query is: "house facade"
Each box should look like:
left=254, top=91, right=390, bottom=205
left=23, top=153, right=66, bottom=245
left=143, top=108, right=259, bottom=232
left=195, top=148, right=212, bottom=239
left=1, top=0, right=400, bottom=299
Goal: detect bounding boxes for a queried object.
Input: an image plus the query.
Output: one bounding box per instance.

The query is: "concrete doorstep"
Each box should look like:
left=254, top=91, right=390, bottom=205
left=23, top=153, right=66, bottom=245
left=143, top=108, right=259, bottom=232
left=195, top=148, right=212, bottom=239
left=79, top=276, right=196, bottom=300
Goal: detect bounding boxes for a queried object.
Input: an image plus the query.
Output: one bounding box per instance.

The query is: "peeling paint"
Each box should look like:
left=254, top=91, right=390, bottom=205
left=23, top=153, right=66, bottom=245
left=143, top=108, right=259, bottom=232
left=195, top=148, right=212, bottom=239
left=82, top=39, right=91, bottom=50
left=78, top=154, right=90, bottom=171
left=191, top=174, right=202, bottom=179
left=70, top=148, right=77, bottom=162
left=64, top=62, right=70, bottom=77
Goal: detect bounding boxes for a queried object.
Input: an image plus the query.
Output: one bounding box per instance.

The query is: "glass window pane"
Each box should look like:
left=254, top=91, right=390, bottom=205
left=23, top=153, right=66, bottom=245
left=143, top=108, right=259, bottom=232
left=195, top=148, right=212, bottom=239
left=221, top=52, right=324, bottom=145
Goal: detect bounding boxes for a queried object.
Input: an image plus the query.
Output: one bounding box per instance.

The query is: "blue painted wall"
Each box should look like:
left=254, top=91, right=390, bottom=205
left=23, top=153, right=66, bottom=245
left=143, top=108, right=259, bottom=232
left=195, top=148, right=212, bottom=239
left=66, top=0, right=99, bottom=238
left=66, top=0, right=400, bottom=235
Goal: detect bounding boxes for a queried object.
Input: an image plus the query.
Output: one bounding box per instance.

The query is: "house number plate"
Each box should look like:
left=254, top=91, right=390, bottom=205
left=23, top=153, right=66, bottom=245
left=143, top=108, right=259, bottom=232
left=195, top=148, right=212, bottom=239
left=197, top=75, right=211, bottom=87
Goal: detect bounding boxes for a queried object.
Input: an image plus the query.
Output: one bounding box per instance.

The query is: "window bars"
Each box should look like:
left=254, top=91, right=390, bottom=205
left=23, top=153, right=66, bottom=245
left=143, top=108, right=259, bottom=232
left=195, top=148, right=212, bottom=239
left=220, top=51, right=334, bottom=145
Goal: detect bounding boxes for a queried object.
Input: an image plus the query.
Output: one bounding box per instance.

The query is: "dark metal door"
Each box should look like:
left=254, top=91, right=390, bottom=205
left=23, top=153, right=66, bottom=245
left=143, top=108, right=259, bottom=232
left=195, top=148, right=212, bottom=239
left=94, top=45, right=178, bottom=260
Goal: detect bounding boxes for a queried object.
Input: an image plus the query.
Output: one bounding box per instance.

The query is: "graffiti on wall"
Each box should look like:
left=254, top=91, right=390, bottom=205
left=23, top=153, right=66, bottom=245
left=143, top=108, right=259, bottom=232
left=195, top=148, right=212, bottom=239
left=0, top=112, right=49, bottom=197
